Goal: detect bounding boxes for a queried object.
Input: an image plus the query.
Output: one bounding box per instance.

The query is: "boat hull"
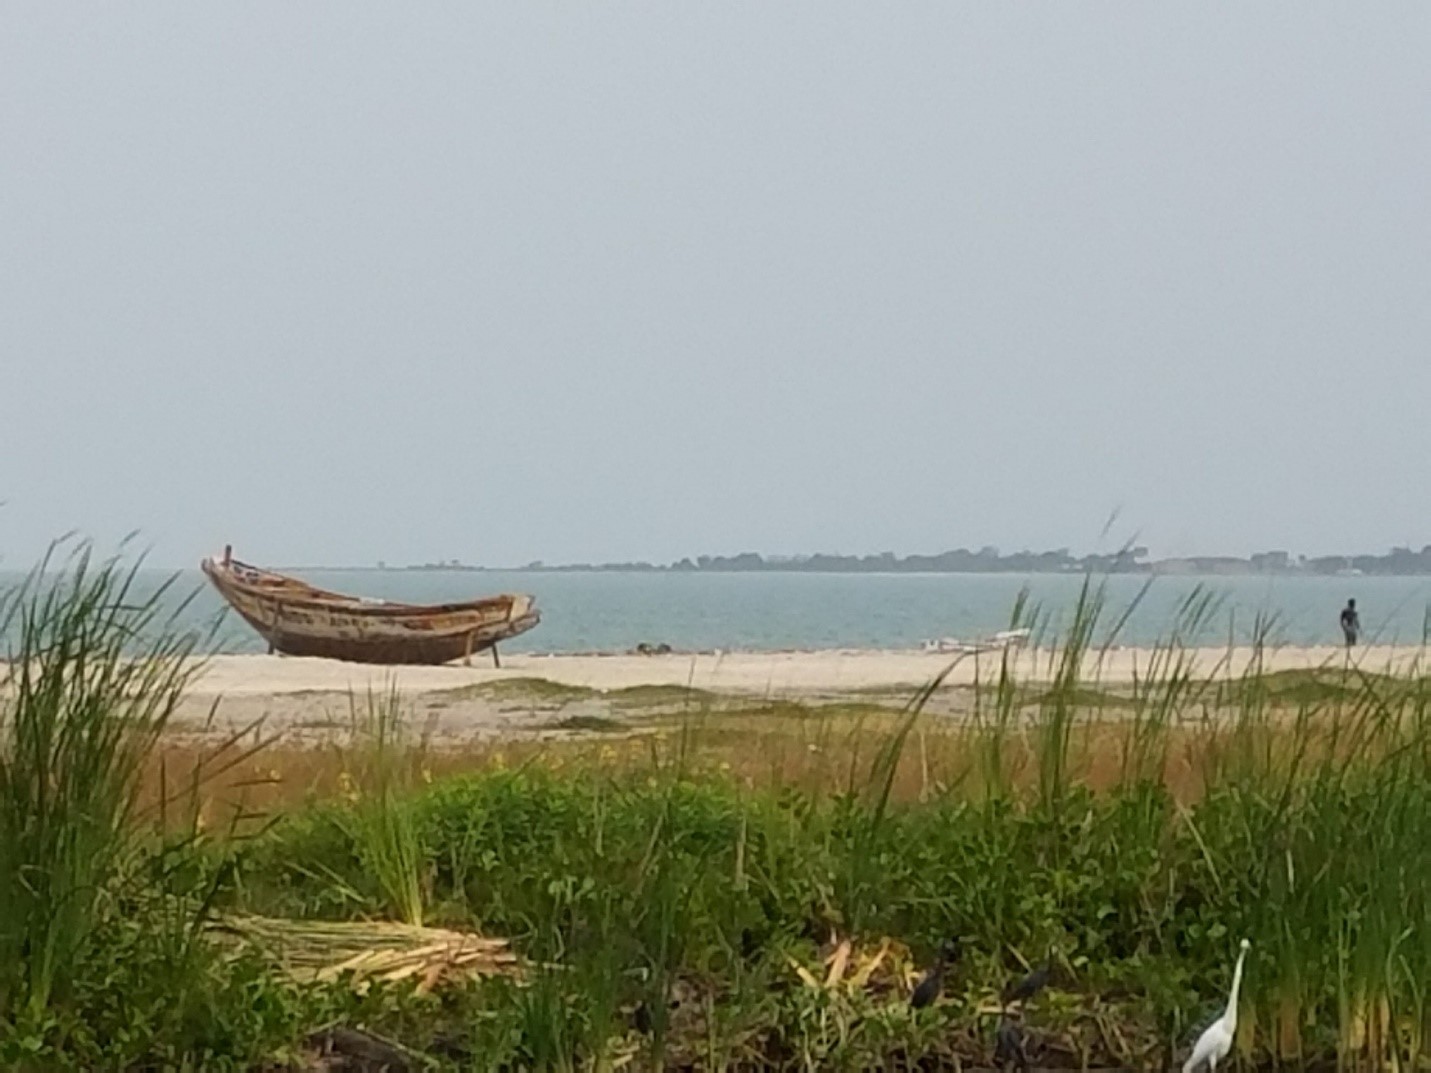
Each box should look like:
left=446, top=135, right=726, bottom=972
left=202, top=554, right=539, bottom=666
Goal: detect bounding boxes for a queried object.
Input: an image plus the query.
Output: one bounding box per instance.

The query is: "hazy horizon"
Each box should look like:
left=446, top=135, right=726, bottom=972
left=257, top=540, right=1431, bottom=571
left=5, top=536, right=1430, bottom=575
left=4, top=4, right=1428, bottom=571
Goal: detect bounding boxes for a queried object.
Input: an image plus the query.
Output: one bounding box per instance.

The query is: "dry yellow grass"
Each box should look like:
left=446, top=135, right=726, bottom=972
left=210, top=914, right=519, bottom=992
left=138, top=692, right=1393, bottom=833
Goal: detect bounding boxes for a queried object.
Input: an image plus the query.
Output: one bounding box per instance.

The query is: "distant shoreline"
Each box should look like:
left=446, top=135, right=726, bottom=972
left=287, top=546, right=1431, bottom=578
left=274, top=563, right=1430, bottom=578
left=12, top=550, right=1429, bottom=578
left=8, top=564, right=1431, bottom=581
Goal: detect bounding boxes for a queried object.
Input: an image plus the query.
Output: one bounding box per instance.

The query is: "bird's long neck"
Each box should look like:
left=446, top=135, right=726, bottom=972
left=1223, top=948, right=1248, bottom=1027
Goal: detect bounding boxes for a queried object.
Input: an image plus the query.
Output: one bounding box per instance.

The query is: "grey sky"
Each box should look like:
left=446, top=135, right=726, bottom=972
left=3, top=4, right=1428, bottom=569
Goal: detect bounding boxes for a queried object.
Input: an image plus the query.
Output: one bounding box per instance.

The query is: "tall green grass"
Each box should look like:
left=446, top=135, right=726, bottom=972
left=234, top=578, right=1431, bottom=1071
left=0, top=544, right=304, bottom=1069
left=7, top=546, right=1424, bottom=1070
left=0, top=544, right=203, bottom=1016
left=338, top=686, right=430, bottom=927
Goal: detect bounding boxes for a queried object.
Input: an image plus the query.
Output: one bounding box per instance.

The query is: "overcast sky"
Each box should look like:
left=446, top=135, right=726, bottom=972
left=3, top=4, right=1428, bottom=569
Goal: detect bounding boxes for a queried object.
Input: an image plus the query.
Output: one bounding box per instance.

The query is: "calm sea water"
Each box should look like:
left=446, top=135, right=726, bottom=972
left=3, top=569, right=1428, bottom=654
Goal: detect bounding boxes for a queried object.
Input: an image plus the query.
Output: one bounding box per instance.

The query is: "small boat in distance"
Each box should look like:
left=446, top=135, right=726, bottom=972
left=201, top=546, right=539, bottom=666
left=920, top=627, right=1031, bottom=655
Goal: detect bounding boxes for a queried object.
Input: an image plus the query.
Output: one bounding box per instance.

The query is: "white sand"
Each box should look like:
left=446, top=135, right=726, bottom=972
left=189, top=644, right=1428, bottom=699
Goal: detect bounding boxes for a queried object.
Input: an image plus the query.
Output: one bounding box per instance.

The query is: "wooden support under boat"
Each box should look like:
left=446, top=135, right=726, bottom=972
left=202, top=548, right=540, bottom=666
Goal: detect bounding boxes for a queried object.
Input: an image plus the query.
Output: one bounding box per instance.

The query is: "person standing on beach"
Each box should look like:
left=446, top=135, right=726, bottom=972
left=1339, top=599, right=1360, bottom=647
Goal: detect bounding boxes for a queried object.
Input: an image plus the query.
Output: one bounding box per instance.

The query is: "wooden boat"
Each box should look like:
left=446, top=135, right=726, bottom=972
left=201, top=546, right=539, bottom=665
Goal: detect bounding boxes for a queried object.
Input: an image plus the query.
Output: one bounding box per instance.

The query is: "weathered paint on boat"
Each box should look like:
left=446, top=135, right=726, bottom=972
left=201, top=548, right=539, bottom=665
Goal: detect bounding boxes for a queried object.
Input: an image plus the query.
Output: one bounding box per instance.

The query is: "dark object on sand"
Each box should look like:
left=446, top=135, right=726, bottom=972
left=203, top=545, right=539, bottom=665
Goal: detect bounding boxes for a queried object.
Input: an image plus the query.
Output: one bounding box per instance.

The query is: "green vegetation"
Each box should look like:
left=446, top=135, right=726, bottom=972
left=606, top=683, right=720, bottom=709
left=2, top=553, right=1429, bottom=1070
left=435, top=677, right=599, bottom=706
left=0, top=544, right=306, bottom=1069
left=337, top=688, right=430, bottom=927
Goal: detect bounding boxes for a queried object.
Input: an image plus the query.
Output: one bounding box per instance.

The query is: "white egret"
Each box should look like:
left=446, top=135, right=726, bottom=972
left=1183, top=938, right=1252, bottom=1073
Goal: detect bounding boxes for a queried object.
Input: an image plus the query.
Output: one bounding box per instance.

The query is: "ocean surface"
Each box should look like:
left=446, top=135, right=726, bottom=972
left=3, top=568, right=1429, bottom=654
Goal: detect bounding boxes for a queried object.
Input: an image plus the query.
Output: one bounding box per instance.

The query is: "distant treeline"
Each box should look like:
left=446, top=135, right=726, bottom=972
left=453, top=545, right=1431, bottom=576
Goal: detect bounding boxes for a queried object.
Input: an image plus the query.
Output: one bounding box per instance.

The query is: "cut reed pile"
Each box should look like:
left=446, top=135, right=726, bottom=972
left=210, top=913, right=519, bottom=991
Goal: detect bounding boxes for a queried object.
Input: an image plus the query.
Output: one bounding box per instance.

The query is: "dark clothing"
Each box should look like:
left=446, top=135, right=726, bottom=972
left=1340, top=607, right=1360, bottom=646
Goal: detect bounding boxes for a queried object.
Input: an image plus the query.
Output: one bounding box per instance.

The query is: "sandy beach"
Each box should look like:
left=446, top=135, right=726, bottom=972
left=190, top=644, right=1428, bottom=698
left=163, top=644, right=1429, bottom=745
